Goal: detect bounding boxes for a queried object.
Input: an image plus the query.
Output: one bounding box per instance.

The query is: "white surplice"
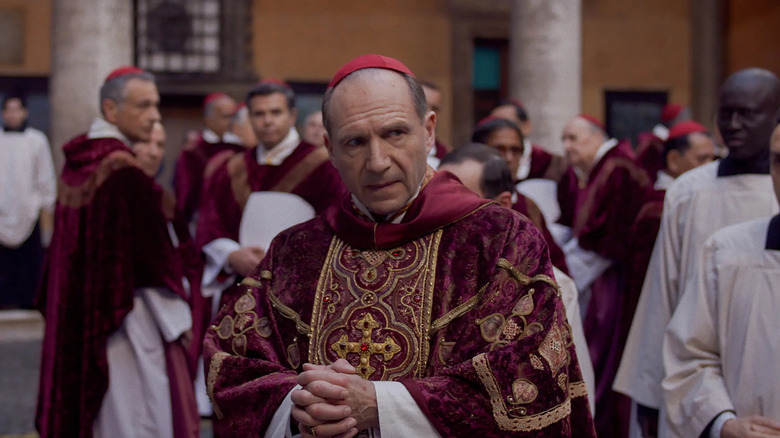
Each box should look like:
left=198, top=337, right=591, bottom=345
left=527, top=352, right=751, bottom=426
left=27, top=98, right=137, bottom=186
left=93, top=287, right=192, bottom=438
left=662, top=217, right=780, bottom=438
left=614, top=161, right=778, bottom=411
left=0, top=127, right=56, bottom=247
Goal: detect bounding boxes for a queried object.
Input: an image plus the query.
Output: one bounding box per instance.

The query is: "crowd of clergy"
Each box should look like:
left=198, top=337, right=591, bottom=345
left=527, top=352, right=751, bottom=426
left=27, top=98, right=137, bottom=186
left=1, top=54, right=779, bottom=438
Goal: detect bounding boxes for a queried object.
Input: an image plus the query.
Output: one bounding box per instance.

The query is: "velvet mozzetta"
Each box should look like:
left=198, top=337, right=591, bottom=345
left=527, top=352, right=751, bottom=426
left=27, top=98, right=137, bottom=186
left=203, top=171, right=595, bottom=436
left=173, top=133, right=245, bottom=224
left=36, top=136, right=187, bottom=438
left=195, top=142, right=346, bottom=248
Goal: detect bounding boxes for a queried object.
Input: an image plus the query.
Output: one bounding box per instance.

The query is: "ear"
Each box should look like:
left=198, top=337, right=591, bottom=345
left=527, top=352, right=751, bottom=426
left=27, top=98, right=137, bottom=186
left=495, top=191, right=513, bottom=209
left=520, top=120, right=532, bottom=137
left=666, top=149, right=681, bottom=176
left=102, top=99, right=119, bottom=124
left=324, top=132, right=334, bottom=158
left=423, top=110, right=437, bottom=154
left=290, top=107, right=298, bottom=121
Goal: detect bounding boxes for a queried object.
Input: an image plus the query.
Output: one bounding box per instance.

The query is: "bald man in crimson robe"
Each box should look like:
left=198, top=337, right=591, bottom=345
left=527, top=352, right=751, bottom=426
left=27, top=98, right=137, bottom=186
left=36, top=67, right=197, bottom=438
left=203, top=54, right=595, bottom=437
left=556, top=114, right=651, bottom=438
left=174, top=92, right=245, bottom=228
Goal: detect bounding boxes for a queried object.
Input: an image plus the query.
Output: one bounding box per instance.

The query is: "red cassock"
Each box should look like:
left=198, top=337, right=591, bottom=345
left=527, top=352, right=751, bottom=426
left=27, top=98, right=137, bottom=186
left=512, top=192, right=570, bottom=276
left=173, top=133, right=245, bottom=224
left=526, top=145, right=568, bottom=182
left=195, top=142, right=346, bottom=249
left=556, top=140, right=651, bottom=438
left=633, top=132, right=664, bottom=185
left=203, top=171, right=595, bottom=437
left=36, top=136, right=196, bottom=438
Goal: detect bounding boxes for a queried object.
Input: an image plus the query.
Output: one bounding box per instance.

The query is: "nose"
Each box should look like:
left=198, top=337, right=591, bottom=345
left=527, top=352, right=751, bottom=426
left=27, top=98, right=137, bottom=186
left=150, top=106, right=161, bottom=124
left=366, top=138, right=391, bottom=173
left=728, top=111, right=741, bottom=129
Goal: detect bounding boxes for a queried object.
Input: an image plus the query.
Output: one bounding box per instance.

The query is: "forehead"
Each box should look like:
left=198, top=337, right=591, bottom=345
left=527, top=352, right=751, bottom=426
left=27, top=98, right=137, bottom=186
left=125, top=78, right=158, bottom=97
left=248, top=92, right=289, bottom=111
left=328, top=70, right=416, bottom=130
left=719, top=77, right=769, bottom=109
left=564, top=118, right=590, bottom=135
left=487, top=126, right=521, bottom=142
left=2, top=98, right=23, bottom=110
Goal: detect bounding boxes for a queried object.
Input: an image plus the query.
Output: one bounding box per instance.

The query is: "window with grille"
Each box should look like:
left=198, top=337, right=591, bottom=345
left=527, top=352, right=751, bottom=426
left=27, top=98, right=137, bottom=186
left=134, top=0, right=252, bottom=81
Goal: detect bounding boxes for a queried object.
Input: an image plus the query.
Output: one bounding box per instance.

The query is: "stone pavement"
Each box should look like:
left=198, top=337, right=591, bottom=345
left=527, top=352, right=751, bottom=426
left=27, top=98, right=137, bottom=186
left=0, top=310, right=213, bottom=438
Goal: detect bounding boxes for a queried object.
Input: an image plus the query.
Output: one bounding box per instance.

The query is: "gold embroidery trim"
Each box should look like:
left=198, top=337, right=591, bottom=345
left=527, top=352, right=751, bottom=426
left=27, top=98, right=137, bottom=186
left=497, top=258, right=559, bottom=294
left=418, top=229, right=443, bottom=376
left=473, top=353, right=571, bottom=432
left=431, top=283, right=489, bottom=333
left=207, top=351, right=228, bottom=420
left=241, top=277, right=263, bottom=288
left=268, top=291, right=311, bottom=335
left=569, top=381, right=588, bottom=399
left=309, top=235, right=341, bottom=364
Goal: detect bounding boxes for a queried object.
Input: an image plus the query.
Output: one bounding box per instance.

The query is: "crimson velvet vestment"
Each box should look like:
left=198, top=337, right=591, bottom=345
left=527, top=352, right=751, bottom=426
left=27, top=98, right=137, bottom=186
left=174, top=131, right=245, bottom=224
left=203, top=171, right=595, bottom=437
left=633, top=132, right=664, bottom=186
left=512, top=192, right=569, bottom=276
left=524, top=144, right=568, bottom=182
left=556, top=140, right=651, bottom=438
left=36, top=135, right=192, bottom=437
left=195, top=141, right=346, bottom=249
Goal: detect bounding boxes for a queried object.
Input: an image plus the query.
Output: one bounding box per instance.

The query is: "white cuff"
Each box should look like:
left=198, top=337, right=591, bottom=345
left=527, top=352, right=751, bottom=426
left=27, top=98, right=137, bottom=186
left=710, top=411, right=736, bottom=438
left=201, top=238, right=240, bottom=298
left=374, top=381, right=440, bottom=438
left=563, top=237, right=612, bottom=293
left=265, top=386, right=300, bottom=438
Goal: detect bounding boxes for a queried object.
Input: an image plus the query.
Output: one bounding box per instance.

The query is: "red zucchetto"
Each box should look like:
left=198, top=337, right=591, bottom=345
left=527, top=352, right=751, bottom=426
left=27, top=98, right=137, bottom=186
left=327, top=54, right=415, bottom=90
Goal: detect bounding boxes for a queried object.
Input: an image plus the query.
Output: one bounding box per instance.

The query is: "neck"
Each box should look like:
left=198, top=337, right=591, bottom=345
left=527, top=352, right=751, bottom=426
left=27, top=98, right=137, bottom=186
left=3, top=123, right=26, bottom=132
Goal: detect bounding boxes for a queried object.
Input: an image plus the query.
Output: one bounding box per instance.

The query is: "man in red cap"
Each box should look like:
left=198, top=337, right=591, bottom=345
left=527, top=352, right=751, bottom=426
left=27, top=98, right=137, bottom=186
left=490, top=98, right=568, bottom=182
left=174, top=92, right=245, bottom=229
left=555, top=113, right=651, bottom=437
left=203, top=54, right=595, bottom=437
left=634, top=103, right=693, bottom=185
left=419, top=80, right=450, bottom=167
left=616, top=67, right=780, bottom=438
left=36, top=67, right=198, bottom=438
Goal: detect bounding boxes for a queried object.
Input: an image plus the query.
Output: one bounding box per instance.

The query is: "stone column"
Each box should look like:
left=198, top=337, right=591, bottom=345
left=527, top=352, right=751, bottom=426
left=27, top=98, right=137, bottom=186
left=508, top=0, right=581, bottom=155
left=50, top=0, right=133, bottom=168
left=690, top=0, right=724, bottom=129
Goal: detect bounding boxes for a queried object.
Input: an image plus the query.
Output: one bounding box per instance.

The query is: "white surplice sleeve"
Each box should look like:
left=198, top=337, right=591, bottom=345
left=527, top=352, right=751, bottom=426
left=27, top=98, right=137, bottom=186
left=139, top=287, right=192, bottom=343
left=662, top=237, right=733, bottom=438
left=263, top=382, right=439, bottom=438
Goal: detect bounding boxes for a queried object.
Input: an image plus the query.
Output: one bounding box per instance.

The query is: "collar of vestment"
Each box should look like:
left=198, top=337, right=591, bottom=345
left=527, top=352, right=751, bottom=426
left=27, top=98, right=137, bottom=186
left=574, top=138, right=619, bottom=183
left=86, top=117, right=130, bottom=145
left=255, top=128, right=300, bottom=166
left=323, top=169, right=491, bottom=249
left=717, top=154, right=770, bottom=177
left=202, top=128, right=242, bottom=145
left=350, top=172, right=427, bottom=224
left=766, top=214, right=780, bottom=250
left=61, top=131, right=132, bottom=186
left=652, top=123, right=669, bottom=141
left=515, top=138, right=534, bottom=181
left=654, top=170, right=675, bottom=191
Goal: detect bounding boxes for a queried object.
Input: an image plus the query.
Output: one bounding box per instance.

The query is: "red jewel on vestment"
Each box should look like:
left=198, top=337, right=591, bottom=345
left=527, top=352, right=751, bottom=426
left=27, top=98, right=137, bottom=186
left=361, top=343, right=369, bottom=351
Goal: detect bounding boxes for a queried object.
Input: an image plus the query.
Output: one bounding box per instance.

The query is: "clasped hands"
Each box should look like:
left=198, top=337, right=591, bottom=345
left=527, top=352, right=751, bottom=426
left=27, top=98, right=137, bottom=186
left=291, top=359, right=378, bottom=438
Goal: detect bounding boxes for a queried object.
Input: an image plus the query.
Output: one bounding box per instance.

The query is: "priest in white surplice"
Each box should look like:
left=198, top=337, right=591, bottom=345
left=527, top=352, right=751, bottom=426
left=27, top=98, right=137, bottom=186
left=662, top=122, right=780, bottom=438
left=614, top=67, right=780, bottom=437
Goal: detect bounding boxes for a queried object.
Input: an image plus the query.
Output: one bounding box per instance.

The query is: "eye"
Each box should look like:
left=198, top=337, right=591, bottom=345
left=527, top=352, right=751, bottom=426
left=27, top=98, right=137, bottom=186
left=345, top=137, right=366, bottom=147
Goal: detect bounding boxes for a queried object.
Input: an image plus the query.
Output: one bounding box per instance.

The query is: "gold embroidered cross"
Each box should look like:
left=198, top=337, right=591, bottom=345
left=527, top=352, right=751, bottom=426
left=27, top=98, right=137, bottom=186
left=331, top=313, right=402, bottom=379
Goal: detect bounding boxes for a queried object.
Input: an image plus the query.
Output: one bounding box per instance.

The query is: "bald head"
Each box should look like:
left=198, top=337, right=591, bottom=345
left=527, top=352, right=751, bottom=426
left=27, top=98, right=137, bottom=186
left=204, top=94, right=237, bottom=138
left=717, top=68, right=780, bottom=162
left=561, top=116, right=608, bottom=172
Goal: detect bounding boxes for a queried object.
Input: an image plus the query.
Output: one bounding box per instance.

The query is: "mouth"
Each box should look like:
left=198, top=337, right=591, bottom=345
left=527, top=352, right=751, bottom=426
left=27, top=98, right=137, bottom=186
left=365, top=181, right=398, bottom=192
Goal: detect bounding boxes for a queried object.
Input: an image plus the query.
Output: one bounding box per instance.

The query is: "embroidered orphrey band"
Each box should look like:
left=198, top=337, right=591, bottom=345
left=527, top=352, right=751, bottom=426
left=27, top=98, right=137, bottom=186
left=207, top=351, right=229, bottom=419
left=473, top=353, right=572, bottom=431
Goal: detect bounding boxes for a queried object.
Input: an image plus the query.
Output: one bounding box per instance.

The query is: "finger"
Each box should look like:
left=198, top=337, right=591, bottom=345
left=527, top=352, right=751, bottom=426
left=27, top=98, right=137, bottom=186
left=290, top=388, right=328, bottom=407
left=331, top=427, right=359, bottom=438
left=301, top=379, right=350, bottom=401
left=751, top=417, right=780, bottom=431
left=298, top=370, right=352, bottom=389
left=303, top=363, right=330, bottom=372
left=307, top=417, right=358, bottom=438
left=330, top=359, right=357, bottom=374
left=305, top=402, right=352, bottom=422
left=291, top=404, right=318, bottom=427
